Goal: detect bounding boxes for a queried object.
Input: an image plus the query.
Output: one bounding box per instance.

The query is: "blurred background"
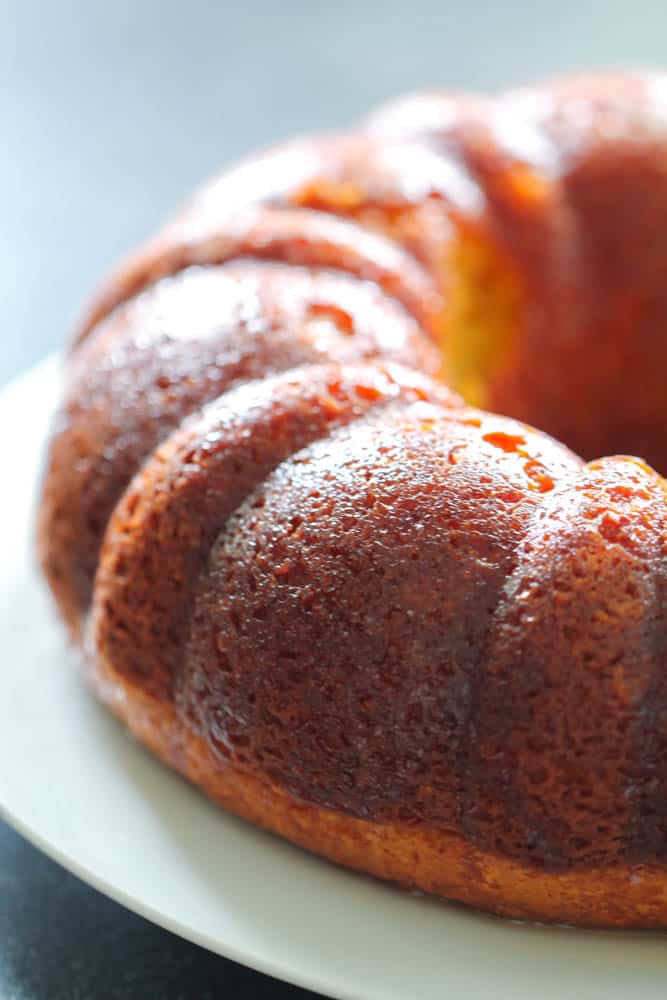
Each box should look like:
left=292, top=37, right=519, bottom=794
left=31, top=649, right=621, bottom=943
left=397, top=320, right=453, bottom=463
left=4, top=0, right=667, bottom=389
left=2, top=1, right=667, bottom=997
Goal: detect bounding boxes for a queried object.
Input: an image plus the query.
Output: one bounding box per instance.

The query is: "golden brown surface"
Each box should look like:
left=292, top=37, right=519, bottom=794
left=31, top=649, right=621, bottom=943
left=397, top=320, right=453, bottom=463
left=38, top=72, right=667, bottom=927
left=40, top=266, right=439, bottom=637
left=369, top=72, right=667, bottom=470
left=90, top=646, right=667, bottom=929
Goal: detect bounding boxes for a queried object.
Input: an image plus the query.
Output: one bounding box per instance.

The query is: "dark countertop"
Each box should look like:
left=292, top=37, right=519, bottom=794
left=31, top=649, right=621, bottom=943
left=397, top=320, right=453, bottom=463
left=0, top=821, right=316, bottom=999
left=3, top=1, right=666, bottom=996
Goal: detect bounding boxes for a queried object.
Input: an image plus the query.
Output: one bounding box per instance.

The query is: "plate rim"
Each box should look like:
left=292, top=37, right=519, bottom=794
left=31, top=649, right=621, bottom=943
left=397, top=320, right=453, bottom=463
left=4, top=354, right=667, bottom=1000
left=0, top=354, right=350, bottom=999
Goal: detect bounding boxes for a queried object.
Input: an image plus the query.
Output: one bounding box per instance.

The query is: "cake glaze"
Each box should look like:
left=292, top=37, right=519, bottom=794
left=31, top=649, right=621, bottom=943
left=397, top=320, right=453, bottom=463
left=39, top=72, right=667, bottom=927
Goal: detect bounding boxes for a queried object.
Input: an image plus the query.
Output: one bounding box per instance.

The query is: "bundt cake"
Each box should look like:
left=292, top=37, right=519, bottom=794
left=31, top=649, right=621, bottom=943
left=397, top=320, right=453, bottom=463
left=38, top=71, right=667, bottom=928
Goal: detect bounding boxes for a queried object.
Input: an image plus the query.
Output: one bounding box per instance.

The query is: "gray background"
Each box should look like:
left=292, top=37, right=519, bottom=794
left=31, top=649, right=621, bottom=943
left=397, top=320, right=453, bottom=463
left=4, top=0, right=667, bottom=389
left=2, top=1, right=667, bottom=997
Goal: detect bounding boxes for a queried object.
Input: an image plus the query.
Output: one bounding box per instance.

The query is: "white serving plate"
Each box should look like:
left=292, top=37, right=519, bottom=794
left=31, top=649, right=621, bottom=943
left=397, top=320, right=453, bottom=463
left=2, top=356, right=666, bottom=1000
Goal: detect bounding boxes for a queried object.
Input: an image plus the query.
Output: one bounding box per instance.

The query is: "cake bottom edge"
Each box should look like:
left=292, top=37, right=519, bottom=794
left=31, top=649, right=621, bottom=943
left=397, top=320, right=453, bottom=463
left=86, top=653, right=667, bottom=930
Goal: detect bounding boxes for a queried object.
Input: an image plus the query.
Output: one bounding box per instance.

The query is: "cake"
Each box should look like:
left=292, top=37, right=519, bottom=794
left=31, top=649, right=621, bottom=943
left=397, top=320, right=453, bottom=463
left=38, top=72, right=667, bottom=928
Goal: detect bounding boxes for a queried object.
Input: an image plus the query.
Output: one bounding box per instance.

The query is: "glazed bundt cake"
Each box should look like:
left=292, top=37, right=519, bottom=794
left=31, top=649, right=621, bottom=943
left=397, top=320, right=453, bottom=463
left=39, top=72, right=667, bottom=928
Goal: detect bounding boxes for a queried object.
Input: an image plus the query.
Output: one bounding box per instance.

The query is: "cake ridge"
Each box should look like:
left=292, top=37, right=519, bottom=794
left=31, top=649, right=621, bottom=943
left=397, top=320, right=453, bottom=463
left=38, top=71, right=667, bottom=926
left=89, top=362, right=457, bottom=704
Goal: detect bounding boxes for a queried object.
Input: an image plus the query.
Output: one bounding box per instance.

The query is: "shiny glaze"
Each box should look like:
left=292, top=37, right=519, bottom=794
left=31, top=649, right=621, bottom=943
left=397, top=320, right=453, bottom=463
left=181, top=402, right=580, bottom=840
left=38, top=73, right=667, bottom=883
left=75, top=134, right=483, bottom=346
left=91, top=364, right=458, bottom=699
left=78, top=72, right=667, bottom=470
left=76, top=205, right=444, bottom=349
left=40, top=262, right=438, bottom=634
left=369, top=71, right=667, bottom=470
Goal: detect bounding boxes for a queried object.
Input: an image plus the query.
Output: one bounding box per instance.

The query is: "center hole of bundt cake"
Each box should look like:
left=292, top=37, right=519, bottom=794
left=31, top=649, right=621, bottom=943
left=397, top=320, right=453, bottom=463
left=439, top=229, right=524, bottom=409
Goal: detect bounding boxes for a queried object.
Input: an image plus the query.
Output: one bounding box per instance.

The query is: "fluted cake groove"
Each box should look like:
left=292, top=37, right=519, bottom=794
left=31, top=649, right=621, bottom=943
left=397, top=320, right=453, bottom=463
left=38, top=71, right=667, bottom=927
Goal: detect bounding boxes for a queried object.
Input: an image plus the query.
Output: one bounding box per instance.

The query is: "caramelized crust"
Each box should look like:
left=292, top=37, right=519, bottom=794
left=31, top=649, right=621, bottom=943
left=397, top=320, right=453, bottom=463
left=38, top=72, right=667, bottom=926
left=370, top=72, right=667, bottom=471
left=468, top=457, right=667, bottom=867
left=91, top=656, right=667, bottom=929
left=181, top=404, right=580, bottom=832
left=75, top=206, right=443, bottom=350
left=40, top=264, right=438, bottom=635
left=91, top=363, right=457, bottom=700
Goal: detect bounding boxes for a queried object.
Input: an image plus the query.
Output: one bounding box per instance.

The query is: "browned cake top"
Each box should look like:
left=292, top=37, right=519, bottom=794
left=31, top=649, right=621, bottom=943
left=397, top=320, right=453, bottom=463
left=38, top=72, right=667, bottom=872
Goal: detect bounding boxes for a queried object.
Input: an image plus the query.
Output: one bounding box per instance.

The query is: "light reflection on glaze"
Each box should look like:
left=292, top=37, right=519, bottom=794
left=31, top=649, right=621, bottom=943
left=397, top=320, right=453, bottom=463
left=38, top=72, right=667, bottom=890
